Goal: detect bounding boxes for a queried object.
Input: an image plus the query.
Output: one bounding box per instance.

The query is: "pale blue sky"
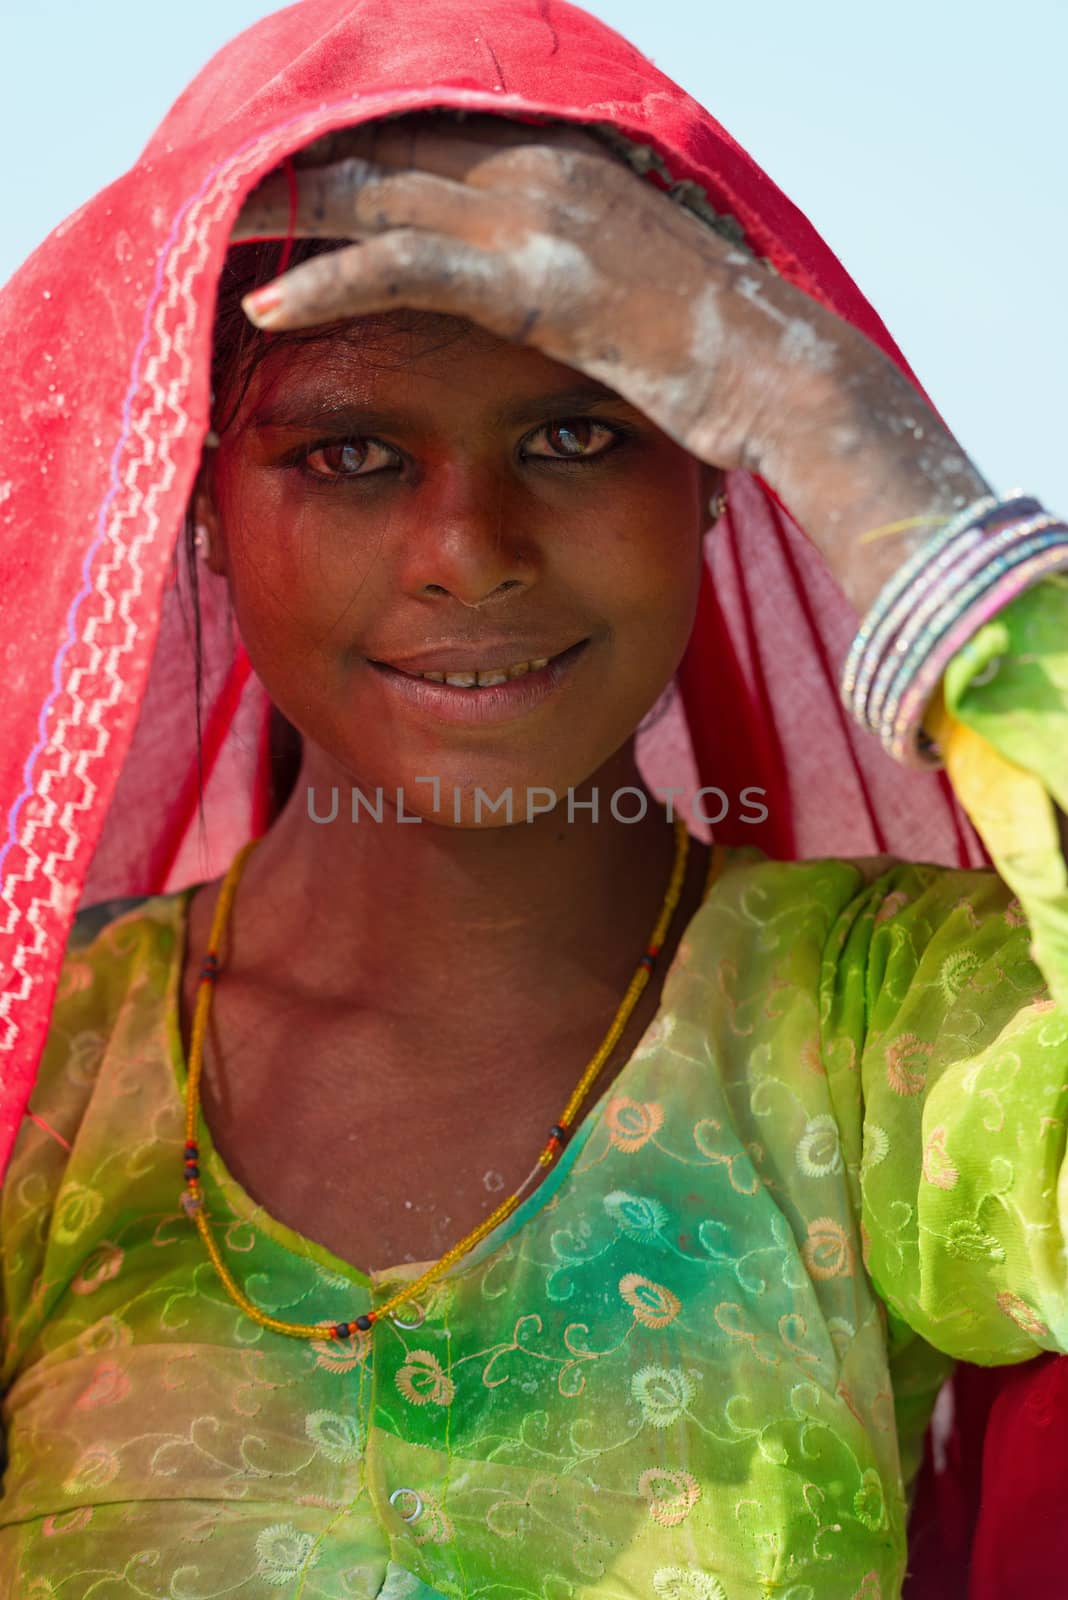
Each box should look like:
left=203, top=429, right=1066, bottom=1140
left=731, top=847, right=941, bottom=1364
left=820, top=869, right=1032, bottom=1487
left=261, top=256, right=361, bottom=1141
left=1, top=0, right=1064, bottom=509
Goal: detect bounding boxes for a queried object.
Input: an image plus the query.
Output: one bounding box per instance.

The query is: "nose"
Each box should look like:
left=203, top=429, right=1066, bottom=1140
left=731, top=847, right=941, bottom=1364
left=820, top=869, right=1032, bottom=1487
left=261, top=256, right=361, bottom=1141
left=401, top=463, right=534, bottom=610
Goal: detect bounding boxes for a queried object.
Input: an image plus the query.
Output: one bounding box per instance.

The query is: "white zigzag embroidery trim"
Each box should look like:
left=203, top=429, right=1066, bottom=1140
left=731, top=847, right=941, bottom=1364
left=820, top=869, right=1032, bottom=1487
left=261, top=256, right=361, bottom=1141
left=0, top=105, right=363, bottom=1064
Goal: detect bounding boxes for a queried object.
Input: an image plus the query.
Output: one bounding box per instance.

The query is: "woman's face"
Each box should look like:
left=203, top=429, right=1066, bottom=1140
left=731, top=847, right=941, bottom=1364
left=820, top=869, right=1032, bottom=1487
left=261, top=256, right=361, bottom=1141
left=200, top=311, right=715, bottom=824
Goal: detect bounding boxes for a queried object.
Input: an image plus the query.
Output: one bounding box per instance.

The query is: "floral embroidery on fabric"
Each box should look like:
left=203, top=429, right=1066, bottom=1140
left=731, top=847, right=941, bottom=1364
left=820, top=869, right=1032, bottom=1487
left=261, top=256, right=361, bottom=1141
left=860, top=1125, right=890, bottom=1172
left=73, top=1361, right=132, bottom=1411
left=801, top=1217, right=855, bottom=1280
left=652, top=1566, right=728, bottom=1600
left=619, top=1273, right=681, bottom=1327
left=942, top=1219, right=1005, bottom=1262
left=883, top=1034, right=933, bottom=1097
left=70, top=1240, right=124, bottom=1295
left=5, top=839, right=1067, bottom=1597
left=395, top=1349, right=456, bottom=1407
left=997, top=1291, right=1050, bottom=1339
left=853, top=1469, right=888, bottom=1530
left=304, top=1408, right=364, bottom=1462
left=604, top=1189, right=671, bottom=1243
left=604, top=1095, right=664, bottom=1151
left=938, top=949, right=982, bottom=1002
left=311, top=1331, right=371, bottom=1372
left=638, top=1468, right=702, bottom=1527
left=254, top=1523, right=321, bottom=1586
left=52, top=1183, right=103, bottom=1243
left=796, top=1114, right=843, bottom=1177
left=921, top=1127, right=959, bottom=1189
left=60, top=1448, right=120, bottom=1497
left=631, top=1366, right=696, bottom=1429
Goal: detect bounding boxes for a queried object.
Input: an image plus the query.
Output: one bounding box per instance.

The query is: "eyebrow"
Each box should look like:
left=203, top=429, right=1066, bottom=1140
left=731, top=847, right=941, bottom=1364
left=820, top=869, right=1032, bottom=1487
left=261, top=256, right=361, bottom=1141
left=252, top=382, right=635, bottom=433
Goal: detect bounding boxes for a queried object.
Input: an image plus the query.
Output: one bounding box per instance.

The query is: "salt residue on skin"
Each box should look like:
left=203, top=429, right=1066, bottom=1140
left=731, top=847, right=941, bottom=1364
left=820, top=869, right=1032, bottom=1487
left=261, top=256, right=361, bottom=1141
left=687, top=281, right=725, bottom=373
left=735, top=273, right=837, bottom=373
left=778, top=318, right=837, bottom=373
left=606, top=282, right=727, bottom=436
left=536, top=257, right=711, bottom=444
left=590, top=360, right=699, bottom=451
left=510, top=230, right=597, bottom=297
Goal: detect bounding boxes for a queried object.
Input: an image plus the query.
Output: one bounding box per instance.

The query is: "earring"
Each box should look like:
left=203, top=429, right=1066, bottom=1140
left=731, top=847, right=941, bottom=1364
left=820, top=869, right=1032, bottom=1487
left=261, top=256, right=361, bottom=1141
left=709, top=491, right=728, bottom=524
left=193, top=523, right=212, bottom=562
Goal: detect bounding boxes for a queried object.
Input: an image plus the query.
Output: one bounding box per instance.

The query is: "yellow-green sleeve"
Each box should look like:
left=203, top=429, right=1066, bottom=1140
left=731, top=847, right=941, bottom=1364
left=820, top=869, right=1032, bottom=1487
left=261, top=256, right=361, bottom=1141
left=821, top=858, right=1066, bottom=1366
left=930, top=573, right=1068, bottom=1006
left=821, top=577, right=1068, bottom=1366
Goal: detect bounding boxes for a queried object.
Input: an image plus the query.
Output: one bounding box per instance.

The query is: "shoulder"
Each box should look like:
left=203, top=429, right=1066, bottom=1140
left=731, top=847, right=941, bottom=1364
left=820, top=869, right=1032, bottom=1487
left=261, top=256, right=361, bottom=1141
left=67, top=891, right=161, bottom=949
left=60, top=886, right=191, bottom=992
left=11, top=888, right=190, bottom=1173
left=1, top=889, right=192, bottom=1382
left=704, top=846, right=1023, bottom=965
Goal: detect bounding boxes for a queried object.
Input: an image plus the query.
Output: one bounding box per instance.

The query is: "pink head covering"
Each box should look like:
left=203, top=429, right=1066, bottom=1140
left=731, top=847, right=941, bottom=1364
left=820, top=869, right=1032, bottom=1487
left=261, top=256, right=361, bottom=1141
left=0, top=0, right=982, bottom=1176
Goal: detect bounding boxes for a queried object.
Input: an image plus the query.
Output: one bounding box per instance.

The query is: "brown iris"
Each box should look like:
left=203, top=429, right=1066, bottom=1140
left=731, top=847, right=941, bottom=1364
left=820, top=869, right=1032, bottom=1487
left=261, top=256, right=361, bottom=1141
left=545, top=419, right=596, bottom=457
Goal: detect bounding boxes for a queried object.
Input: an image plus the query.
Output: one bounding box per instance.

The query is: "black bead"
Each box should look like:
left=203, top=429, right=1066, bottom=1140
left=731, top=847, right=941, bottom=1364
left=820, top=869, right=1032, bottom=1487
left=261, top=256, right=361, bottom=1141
left=334, top=1322, right=351, bottom=1339
left=184, top=1163, right=200, bottom=1179
left=354, top=1314, right=372, bottom=1332
left=550, top=1124, right=569, bottom=1145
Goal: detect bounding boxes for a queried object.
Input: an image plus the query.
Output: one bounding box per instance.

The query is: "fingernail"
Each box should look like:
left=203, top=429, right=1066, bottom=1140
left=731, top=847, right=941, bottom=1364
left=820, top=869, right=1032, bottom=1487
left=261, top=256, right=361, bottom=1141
left=243, top=284, right=284, bottom=324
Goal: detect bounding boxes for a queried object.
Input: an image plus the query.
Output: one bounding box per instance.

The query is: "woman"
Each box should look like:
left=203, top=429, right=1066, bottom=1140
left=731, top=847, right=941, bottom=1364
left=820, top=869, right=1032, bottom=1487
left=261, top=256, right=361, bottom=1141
left=1, top=1, right=1066, bottom=1596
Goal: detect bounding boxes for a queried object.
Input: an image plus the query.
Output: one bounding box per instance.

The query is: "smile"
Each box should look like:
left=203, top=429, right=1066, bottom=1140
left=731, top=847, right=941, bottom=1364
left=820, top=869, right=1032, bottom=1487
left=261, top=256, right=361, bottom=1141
left=366, top=640, right=590, bottom=725
left=395, top=655, right=551, bottom=688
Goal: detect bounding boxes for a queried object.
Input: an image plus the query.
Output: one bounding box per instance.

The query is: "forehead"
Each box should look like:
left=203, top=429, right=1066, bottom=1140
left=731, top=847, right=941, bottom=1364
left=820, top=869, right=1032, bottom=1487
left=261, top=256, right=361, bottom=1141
left=236, top=310, right=611, bottom=419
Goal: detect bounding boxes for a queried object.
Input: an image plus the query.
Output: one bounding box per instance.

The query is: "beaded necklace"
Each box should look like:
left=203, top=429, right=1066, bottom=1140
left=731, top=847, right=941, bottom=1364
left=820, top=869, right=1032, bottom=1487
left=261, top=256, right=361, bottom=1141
left=182, top=814, right=723, bottom=1342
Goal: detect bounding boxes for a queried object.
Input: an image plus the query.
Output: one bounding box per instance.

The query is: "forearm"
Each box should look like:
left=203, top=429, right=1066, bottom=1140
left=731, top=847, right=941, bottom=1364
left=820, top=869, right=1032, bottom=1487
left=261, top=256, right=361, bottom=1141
left=682, top=256, right=991, bottom=616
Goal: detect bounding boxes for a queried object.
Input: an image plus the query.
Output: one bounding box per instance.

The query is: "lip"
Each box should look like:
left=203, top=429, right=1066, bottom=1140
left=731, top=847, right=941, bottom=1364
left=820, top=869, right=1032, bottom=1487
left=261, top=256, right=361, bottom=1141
left=371, top=639, right=584, bottom=676
left=366, top=639, right=590, bottom=725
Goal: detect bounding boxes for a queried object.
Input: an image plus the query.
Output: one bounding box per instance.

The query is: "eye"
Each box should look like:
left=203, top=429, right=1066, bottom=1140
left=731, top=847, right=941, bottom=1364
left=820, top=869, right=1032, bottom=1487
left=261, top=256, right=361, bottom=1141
left=299, top=438, right=398, bottom=479
left=524, top=418, right=621, bottom=463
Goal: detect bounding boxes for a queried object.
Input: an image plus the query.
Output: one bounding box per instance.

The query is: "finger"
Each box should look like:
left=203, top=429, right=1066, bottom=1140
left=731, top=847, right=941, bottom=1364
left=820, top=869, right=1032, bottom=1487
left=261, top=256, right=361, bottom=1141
left=232, top=157, right=380, bottom=243
left=232, top=159, right=525, bottom=250
left=241, top=230, right=531, bottom=338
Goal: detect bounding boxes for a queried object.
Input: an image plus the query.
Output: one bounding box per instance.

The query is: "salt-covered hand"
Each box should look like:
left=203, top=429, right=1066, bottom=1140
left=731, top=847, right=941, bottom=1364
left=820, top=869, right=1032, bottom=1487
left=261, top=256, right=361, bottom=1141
left=233, top=113, right=989, bottom=614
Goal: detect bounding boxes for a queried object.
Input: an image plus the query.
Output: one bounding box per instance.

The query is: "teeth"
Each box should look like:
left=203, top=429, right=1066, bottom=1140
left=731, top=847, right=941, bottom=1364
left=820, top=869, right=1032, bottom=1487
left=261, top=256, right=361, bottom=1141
left=413, top=654, right=557, bottom=685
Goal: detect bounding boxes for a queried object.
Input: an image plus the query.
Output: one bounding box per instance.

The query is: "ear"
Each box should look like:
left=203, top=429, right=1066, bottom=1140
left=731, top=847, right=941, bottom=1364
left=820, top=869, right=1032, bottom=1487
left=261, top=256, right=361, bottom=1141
left=700, top=462, right=726, bottom=501
left=191, top=471, right=228, bottom=578
left=699, top=462, right=727, bottom=527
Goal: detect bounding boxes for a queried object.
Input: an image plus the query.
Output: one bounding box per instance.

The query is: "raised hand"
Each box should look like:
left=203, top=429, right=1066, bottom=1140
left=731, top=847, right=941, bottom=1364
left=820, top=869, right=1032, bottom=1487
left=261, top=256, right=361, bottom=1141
left=233, top=113, right=989, bottom=615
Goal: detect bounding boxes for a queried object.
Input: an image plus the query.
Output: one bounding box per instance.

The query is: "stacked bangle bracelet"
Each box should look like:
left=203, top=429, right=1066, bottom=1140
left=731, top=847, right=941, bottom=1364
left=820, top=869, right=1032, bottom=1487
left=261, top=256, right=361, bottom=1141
left=841, top=490, right=1068, bottom=767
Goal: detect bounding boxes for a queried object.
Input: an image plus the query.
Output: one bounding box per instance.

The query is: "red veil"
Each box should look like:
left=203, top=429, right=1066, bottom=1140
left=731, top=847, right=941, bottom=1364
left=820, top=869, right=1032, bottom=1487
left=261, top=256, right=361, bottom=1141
left=0, top=0, right=1036, bottom=1588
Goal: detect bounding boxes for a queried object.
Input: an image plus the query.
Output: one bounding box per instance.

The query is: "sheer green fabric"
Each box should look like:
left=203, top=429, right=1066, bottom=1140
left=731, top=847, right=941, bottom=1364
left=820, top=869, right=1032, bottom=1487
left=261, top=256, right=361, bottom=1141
left=1, top=580, right=1066, bottom=1599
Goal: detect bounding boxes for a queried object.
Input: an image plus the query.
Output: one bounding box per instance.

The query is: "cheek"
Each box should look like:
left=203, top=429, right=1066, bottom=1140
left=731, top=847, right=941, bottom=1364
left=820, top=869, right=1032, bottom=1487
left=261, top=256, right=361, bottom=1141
left=217, top=468, right=384, bottom=645
left=588, top=485, right=705, bottom=644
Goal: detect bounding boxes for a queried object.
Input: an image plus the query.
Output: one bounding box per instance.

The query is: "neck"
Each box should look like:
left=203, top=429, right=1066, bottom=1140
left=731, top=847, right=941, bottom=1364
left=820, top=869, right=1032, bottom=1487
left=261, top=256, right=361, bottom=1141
left=232, top=740, right=691, bottom=1018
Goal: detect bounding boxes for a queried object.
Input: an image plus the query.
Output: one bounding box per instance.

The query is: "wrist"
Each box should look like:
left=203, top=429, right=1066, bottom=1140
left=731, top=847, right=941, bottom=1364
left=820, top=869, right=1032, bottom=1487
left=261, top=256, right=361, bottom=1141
left=739, top=345, right=990, bottom=615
